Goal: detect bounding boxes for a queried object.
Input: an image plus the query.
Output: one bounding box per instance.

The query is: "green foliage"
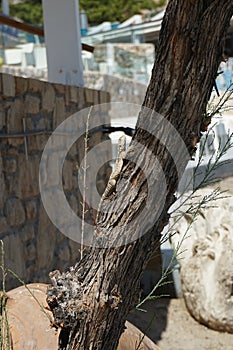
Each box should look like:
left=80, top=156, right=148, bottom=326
left=10, top=2, right=43, bottom=25
left=80, top=0, right=166, bottom=25
left=9, top=0, right=165, bottom=26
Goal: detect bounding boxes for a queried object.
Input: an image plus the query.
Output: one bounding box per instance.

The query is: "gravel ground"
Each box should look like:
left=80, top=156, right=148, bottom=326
left=128, top=298, right=233, bottom=350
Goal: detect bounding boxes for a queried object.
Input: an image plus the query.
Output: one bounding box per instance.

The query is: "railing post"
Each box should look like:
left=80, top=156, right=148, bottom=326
left=2, top=0, right=9, bottom=16
left=42, top=0, right=84, bottom=87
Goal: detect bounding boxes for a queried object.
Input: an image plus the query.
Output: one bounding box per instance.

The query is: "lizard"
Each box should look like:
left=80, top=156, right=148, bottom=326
left=96, top=134, right=126, bottom=223
left=103, top=134, right=126, bottom=199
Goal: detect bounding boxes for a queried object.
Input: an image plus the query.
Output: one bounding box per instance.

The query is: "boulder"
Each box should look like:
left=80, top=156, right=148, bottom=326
left=170, top=189, right=233, bottom=332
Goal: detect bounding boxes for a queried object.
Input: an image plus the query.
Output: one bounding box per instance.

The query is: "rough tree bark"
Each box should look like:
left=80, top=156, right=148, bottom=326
left=46, top=1, right=233, bottom=349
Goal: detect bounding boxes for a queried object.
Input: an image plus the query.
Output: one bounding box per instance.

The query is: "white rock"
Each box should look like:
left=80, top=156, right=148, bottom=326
left=170, top=188, right=233, bottom=332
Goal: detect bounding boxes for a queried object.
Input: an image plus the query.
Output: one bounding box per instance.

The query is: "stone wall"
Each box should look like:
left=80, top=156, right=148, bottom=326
left=1, top=66, right=48, bottom=82
left=84, top=71, right=147, bottom=105
left=0, top=73, right=111, bottom=289
left=0, top=66, right=147, bottom=105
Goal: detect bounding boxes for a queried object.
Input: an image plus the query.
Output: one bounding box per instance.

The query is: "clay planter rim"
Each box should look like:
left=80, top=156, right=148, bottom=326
left=6, top=283, right=161, bottom=350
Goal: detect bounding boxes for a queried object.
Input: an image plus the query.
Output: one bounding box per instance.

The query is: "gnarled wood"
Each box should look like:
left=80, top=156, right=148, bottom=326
left=6, top=283, right=160, bottom=350
left=46, top=1, right=233, bottom=349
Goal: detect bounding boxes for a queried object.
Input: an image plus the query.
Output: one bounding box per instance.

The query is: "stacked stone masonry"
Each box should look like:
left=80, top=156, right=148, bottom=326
left=0, top=66, right=147, bottom=105
left=0, top=73, right=111, bottom=289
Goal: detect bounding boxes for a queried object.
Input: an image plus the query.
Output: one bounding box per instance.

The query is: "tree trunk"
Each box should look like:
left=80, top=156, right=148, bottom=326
left=46, top=1, right=233, bottom=349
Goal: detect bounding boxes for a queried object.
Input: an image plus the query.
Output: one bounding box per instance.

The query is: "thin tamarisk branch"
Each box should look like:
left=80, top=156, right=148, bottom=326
left=80, top=106, right=92, bottom=260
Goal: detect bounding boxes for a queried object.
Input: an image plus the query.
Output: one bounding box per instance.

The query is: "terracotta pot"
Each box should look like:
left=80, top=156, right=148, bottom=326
left=118, top=321, right=161, bottom=350
left=6, top=283, right=161, bottom=350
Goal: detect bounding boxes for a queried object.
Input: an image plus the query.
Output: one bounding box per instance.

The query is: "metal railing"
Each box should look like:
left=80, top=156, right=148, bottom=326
left=0, top=14, right=94, bottom=53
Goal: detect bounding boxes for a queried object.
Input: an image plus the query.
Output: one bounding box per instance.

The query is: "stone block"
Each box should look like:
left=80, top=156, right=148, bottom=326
left=7, top=98, right=24, bottom=133
left=4, top=197, right=25, bottom=227
left=42, top=151, right=63, bottom=187
left=0, top=103, right=6, bottom=131
left=4, top=158, right=17, bottom=173
left=25, top=200, right=38, bottom=220
left=99, top=91, right=111, bottom=115
left=68, top=194, right=78, bottom=214
left=53, top=96, right=65, bottom=127
left=88, top=130, right=103, bottom=148
left=0, top=157, right=5, bottom=210
left=34, top=117, right=51, bottom=131
left=36, top=205, right=56, bottom=270
left=68, top=143, right=78, bottom=158
left=56, top=242, right=70, bottom=262
left=55, top=230, right=66, bottom=244
left=21, top=224, right=35, bottom=243
left=2, top=74, right=15, bottom=97
left=54, top=83, right=65, bottom=94
left=15, top=76, right=28, bottom=94
left=24, top=241, right=36, bottom=261
left=25, top=263, right=36, bottom=279
left=17, top=154, right=39, bottom=199
left=8, top=137, right=25, bottom=149
left=77, top=87, right=85, bottom=108
left=24, top=94, right=40, bottom=114
left=63, top=159, right=74, bottom=191
left=5, top=173, right=19, bottom=196
left=84, top=88, right=95, bottom=104
left=7, top=137, right=24, bottom=147
left=69, top=240, right=81, bottom=262
left=28, top=134, right=49, bottom=153
left=65, top=85, right=70, bottom=106
left=70, top=86, right=78, bottom=103
left=28, top=78, right=44, bottom=93
left=0, top=216, right=8, bottom=234
left=93, top=91, right=99, bottom=106
left=42, top=83, right=55, bottom=112
left=25, top=117, right=34, bottom=130
left=3, top=233, right=26, bottom=282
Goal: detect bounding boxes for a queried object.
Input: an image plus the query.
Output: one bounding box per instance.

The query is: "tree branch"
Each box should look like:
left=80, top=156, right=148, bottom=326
left=46, top=1, right=233, bottom=349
